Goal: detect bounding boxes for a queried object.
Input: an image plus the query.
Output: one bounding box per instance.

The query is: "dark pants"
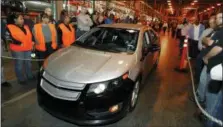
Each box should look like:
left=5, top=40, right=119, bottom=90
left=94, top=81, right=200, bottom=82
left=163, top=27, right=167, bottom=34
left=176, top=29, right=181, bottom=39
left=189, top=39, right=200, bottom=58
left=179, top=36, right=185, bottom=55
left=11, top=51, right=33, bottom=82
left=36, top=43, right=55, bottom=67
left=171, top=29, right=176, bottom=38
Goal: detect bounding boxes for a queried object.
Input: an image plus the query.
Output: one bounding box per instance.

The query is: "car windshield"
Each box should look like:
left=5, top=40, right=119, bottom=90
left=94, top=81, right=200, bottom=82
left=73, top=27, right=139, bottom=53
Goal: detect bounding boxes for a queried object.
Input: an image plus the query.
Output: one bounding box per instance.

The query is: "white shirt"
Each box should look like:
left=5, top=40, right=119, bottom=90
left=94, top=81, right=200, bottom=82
left=194, top=24, right=200, bottom=41
left=177, top=24, right=183, bottom=29
left=210, top=64, right=223, bottom=81
left=198, top=28, right=213, bottom=51
left=77, top=13, right=93, bottom=31
left=181, top=24, right=189, bottom=36
left=163, top=23, right=168, bottom=28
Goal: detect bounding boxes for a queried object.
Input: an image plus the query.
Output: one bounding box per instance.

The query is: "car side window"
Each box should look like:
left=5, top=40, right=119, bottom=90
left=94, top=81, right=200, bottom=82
left=143, top=31, right=150, bottom=48
left=148, top=30, right=158, bottom=43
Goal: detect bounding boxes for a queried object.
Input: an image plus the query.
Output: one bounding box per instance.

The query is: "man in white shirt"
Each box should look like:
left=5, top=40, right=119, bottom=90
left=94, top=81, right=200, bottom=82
left=162, top=21, right=168, bottom=34
left=176, top=23, right=183, bottom=39
left=76, top=8, right=93, bottom=38
left=188, top=19, right=205, bottom=58
left=179, top=22, right=189, bottom=56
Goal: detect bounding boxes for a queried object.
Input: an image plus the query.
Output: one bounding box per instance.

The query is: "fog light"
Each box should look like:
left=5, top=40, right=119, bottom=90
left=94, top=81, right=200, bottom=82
left=109, top=105, right=119, bottom=113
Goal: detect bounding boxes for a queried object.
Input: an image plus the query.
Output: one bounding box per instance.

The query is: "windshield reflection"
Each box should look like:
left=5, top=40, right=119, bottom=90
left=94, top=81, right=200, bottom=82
left=73, top=27, right=139, bottom=53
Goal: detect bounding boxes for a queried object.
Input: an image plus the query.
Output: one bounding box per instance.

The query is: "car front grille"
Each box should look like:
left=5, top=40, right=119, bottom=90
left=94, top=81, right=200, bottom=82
left=40, top=78, right=81, bottom=101
left=43, top=72, right=86, bottom=91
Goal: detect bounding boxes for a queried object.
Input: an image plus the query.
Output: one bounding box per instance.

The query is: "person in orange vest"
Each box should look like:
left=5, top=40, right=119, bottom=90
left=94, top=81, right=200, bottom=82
left=57, top=14, right=75, bottom=48
left=33, top=13, right=57, bottom=67
left=5, top=13, right=34, bottom=85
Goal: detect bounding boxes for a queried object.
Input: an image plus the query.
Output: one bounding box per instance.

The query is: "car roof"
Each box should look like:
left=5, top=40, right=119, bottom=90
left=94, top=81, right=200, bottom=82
left=98, top=23, right=150, bottom=31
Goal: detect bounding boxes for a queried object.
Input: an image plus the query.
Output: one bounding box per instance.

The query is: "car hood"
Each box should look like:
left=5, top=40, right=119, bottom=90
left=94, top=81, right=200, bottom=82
left=44, top=46, right=135, bottom=84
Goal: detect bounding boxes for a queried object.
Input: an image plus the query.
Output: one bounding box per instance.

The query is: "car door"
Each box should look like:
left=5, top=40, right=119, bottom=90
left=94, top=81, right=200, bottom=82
left=148, top=29, right=160, bottom=65
left=141, top=30, right=154, bottom=81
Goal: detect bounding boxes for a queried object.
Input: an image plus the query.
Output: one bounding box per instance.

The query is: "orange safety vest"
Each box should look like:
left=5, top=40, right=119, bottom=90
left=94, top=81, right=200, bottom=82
left=58, top=23, right=75, bottom=47
left=34, top=23, right=57, bottom=51
left=7, top=25, right=33, bottom=52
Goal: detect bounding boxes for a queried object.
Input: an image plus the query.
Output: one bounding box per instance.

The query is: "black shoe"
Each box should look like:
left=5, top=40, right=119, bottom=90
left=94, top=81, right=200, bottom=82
left=189, top=95, right=205, bottom=106
left=189, top=95, right=196, bottom=102
left=1, top=82, right=11, bottom=87
left=194, top=112, right=207, bottom=123
left=28, top=77, right=35, bottom=81
left=18, top=81, right=27, bottom=85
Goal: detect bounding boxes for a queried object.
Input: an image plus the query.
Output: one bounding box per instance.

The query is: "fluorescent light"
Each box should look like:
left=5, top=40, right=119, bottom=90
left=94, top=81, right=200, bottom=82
left=207, top=8, right=210, bottom=10
left=217, top=3, right=221, bottom=6
left=194, top=0, right=198, bottom=2
left=212, top=6, right=215, bottom=9
left=191, top=3, right=195, bottom=5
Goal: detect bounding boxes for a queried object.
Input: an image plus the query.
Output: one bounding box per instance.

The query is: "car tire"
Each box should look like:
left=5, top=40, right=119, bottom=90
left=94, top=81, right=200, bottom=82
left=129, top=77, right=141, bottom=112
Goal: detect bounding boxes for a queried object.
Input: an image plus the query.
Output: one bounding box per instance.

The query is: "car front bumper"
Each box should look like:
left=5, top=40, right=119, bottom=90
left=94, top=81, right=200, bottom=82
left=37, top=78, right=134, bottom=126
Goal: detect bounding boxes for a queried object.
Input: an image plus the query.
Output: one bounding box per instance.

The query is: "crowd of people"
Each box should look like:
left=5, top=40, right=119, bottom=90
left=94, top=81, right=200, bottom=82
left=1, top=7, right=141, bottom=86
left=177, top=12, right=222, bottom=127
left=148, top=11, right=223, bottom=127
left=1, top=6, right=222, bottom=127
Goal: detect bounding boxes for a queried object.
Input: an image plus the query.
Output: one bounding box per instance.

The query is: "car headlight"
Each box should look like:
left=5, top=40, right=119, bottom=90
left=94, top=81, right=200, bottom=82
left=87, top=82, right=109, bottom=95
left=87, top=73, right=128, bottom=95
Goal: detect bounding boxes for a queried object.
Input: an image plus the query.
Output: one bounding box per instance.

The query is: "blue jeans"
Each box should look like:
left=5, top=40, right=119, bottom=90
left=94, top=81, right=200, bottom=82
left=197, top=66, right=209, bottom=102
left=11, top=51, right=33, bottom=82
left=214, top=90, right=223, bottom=127
left=205, top=87, right=223, bottom=127
left=195, top=50, right=207, bottom=83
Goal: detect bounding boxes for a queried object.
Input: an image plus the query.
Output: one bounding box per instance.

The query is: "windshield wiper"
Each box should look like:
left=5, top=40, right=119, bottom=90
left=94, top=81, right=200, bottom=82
left=93, top=45, right=122, bottom=53
left=72, top=40, right=84, bottom=46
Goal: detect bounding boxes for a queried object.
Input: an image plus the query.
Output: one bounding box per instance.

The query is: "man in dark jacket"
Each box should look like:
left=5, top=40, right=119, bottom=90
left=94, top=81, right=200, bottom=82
left=203, top=12, right=223, bottom=127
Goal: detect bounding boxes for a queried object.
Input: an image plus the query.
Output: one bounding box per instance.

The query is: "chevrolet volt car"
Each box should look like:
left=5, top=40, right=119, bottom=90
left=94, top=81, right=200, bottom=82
left=37, top=23, right=160, bottom=126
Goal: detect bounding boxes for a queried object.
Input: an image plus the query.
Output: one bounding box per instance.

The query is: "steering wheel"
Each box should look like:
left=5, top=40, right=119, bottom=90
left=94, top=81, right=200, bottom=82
left=127, top=44, right=135, bottom=51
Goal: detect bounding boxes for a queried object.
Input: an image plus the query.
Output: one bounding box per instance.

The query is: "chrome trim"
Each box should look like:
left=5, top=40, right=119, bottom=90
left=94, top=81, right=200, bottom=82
left=43, top=72, right=86, bottom=90
left=40, top=79, right=81, bottom=101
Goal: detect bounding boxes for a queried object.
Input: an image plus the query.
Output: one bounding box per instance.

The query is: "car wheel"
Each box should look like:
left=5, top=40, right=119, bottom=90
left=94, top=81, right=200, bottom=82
left=129, top=78, right=140, bottom=112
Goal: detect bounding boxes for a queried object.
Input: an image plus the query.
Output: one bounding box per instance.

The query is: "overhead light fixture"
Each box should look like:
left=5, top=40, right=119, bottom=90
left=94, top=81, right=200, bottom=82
left=167, top=0, right=171, bottom=3
left=204, top=10, right=207, bottom=12
left=191, top=3, right=195, bottom=6
left=168, top=3, right=171, bottom=5
left=207, top=8, right=210, bottom=10
left=217, top=3, right=221, bottom=6
left=194, top=0, right=198, bottom=2
left=212, top=6, right=215, bottom=9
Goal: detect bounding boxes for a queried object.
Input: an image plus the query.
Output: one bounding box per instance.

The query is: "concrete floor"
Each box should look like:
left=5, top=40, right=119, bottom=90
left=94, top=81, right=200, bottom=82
left=1, top=34, right=202, bottom=127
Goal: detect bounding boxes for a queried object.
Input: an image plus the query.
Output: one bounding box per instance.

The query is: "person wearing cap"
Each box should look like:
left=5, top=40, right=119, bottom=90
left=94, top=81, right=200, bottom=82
left=57, top=14, right=75, bottom=48
left=33, top=13, right=58, bottom=67
left=76, top=7, right=93, bottom=38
